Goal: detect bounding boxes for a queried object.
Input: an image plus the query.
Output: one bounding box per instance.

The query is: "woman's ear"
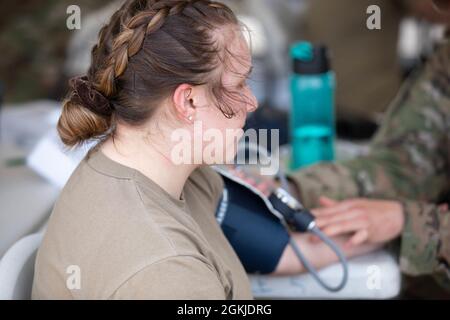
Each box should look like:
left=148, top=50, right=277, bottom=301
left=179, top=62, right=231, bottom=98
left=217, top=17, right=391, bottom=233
left=173, top=84, right=196, bottom=123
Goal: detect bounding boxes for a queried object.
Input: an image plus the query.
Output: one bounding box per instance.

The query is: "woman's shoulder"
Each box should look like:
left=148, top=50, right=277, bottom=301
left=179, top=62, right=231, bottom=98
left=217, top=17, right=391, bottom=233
left=55, top=155, right=141, bottom=215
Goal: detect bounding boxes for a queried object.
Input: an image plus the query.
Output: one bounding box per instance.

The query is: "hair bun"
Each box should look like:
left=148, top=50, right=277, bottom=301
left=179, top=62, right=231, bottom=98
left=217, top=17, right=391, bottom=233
left=69, top=76, right=114, bottom=117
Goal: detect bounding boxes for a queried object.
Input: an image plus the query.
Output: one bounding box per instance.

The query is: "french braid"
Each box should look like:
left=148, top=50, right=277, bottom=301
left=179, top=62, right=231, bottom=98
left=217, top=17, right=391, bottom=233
left=59, top=0, right=241, bottom=146
left=95, top=0, right=228, bottom=97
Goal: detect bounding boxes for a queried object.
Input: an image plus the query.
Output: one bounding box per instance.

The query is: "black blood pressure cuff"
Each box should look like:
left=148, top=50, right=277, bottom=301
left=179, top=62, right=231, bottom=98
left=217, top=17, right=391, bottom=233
left=214, top=168, right=290, bottom=274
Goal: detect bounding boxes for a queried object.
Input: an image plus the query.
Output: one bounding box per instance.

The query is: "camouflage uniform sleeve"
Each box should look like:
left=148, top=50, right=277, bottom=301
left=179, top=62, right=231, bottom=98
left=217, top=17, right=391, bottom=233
left=288, top=41, right=450, bottom=209
left=400, top=200, right=450, bottom=290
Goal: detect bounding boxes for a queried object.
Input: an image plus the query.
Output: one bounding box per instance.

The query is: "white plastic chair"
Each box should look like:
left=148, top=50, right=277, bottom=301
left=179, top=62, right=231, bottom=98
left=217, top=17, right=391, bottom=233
left=0, top=232, right=43, bottom=300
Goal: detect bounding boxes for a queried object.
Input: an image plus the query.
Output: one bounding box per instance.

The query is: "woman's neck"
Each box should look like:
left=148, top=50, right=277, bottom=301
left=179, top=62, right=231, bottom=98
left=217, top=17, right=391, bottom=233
left=100, top=133, right=197, bottom=200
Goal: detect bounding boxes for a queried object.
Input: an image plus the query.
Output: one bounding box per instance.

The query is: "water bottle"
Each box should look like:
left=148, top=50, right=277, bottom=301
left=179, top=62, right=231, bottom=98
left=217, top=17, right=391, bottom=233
left=289, top=41, right=336, bottom=169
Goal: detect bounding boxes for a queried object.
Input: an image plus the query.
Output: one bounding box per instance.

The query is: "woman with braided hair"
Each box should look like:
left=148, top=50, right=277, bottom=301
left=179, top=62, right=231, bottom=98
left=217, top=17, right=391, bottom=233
left=33, top=0, right=382, bottom=299
left=32, top=0, right=258, bottom=299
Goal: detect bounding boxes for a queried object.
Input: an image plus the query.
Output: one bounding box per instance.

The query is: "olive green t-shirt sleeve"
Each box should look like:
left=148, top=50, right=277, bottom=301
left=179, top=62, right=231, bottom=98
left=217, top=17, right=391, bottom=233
left=109, top=255, right=227, bottom=300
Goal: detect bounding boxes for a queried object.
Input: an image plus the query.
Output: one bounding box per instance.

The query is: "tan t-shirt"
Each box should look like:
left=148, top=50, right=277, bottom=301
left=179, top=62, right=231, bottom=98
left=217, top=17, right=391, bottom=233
left=32, top=146, right=253, bottom=300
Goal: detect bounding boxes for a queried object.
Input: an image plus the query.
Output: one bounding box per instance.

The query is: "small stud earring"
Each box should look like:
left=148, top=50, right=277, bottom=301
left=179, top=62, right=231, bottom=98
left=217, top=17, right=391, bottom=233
left=188, top=115, right=193, bottom=121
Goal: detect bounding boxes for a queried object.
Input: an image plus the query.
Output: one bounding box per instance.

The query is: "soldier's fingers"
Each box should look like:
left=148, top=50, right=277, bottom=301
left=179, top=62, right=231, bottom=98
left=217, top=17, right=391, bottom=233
left=228, top=167, right=245, bottom=179
left=322, top=218, right=369, bottom=238
left=318, top=196, right=338, bottom=208
left=312, top=200, right=359, bottom=217
left=347, top=229, right=369, bottom=247
left=244, top=177, right=257, bottom=187
left=315, top=209, right=363, bottom=228
left=255, top=180, right=273, bottom=196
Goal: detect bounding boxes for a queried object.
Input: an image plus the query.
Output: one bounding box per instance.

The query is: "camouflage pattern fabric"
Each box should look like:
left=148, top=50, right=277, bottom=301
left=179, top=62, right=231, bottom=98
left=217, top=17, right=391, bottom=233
left=289, top=38, right=450, bottom=292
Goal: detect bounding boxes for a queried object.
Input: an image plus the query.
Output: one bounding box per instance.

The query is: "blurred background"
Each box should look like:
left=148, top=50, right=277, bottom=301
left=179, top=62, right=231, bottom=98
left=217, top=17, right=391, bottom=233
left=0, top=0, right=447, bottom=299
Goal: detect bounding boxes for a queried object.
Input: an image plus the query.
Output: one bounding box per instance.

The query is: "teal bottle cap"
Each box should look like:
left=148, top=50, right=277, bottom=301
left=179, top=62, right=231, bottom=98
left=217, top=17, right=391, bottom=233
left=290, top=41, right=330, bottom=74
left=290, top=41, right=313, bottom=61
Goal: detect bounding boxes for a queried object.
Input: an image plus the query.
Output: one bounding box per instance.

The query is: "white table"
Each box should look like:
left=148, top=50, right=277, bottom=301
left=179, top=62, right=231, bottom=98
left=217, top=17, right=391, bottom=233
left=250, top=249, right=400, bottom=299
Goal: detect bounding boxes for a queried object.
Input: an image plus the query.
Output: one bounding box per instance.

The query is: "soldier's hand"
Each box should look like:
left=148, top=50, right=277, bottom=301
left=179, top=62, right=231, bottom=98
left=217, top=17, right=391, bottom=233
left=310, top=197, right=405, bottom=247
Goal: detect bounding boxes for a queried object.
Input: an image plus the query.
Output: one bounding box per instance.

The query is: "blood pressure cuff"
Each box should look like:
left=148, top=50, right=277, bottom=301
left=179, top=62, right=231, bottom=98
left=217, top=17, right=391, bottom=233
left=214, top=169, right=290, bottom=274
